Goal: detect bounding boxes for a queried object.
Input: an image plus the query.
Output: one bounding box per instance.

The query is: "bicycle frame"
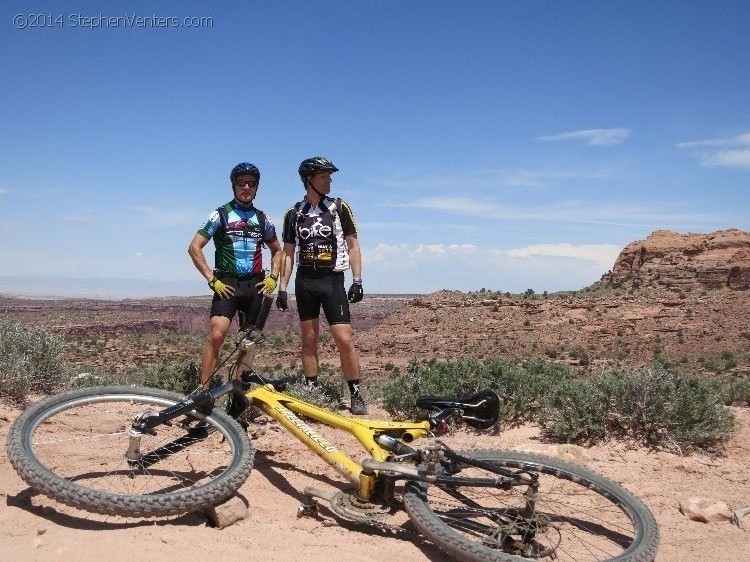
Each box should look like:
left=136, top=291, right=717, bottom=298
left=245, top=383, right=433, bottom=501
left=131, top=294, right=501, bottom=504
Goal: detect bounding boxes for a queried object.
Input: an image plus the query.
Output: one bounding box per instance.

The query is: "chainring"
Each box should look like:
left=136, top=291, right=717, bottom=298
left=329, top=489, right=393, bottom=523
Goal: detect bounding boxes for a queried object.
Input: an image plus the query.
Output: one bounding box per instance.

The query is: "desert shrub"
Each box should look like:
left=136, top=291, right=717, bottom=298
left=540, top=366, right=733, bottom=451
left=380, top=356, right=575, bottom=425
left=719, top=374, right=750, bottom=406
left=0, top=318, right=69, bottom=402
left=140, top=361, right=204, bottom=394
left=381, top=355, right=733, bottom=452
left=281, top=366, right=345, bottom=411
left=539, top=377, right=607, bottom=443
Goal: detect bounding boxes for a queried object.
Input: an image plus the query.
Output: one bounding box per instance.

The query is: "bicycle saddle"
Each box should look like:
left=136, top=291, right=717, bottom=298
left=416, top=390, right=500, bottom=429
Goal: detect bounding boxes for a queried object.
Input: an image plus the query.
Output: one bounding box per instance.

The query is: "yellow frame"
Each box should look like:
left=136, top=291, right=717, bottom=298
left=245, top=383, right=432, bottom=501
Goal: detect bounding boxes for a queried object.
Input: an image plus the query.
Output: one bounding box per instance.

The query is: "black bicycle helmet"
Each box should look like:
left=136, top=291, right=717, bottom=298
left=230, top=162, right=260, bottom=183
left=298, top=157, right=339, bottom=179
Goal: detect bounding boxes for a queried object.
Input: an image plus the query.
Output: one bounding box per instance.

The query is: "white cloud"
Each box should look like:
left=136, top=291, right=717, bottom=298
left=361, top=242, right=617, bottom=293
left=0, top=188, right=9, bottom=195
left=507, top=243, right=621, bottom=270
left=537, top=128, right=632, bottom=146
left=399, top=196, right=714, bottom=227
left=676, top=132, right=750, bottom=149
left=700, top=149, right=750, bottom=169
left=677, top=132, right=750, bottom=169
left=373, top=166, right=618, bottom=191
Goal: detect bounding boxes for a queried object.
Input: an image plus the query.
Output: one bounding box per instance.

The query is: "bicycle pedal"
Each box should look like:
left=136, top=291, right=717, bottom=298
left=297, top=501, right=319, bottom=518
left=186, top=425, right=210, bottom=439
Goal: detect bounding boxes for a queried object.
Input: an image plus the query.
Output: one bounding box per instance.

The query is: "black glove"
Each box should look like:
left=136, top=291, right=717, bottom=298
left=347, top=282, right=363, bottom=303
left=276, top=290, right=288, bottom=311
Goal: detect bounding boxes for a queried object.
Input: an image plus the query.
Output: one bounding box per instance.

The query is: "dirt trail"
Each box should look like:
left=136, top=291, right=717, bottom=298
left=1, top=402, right=749, bottom=562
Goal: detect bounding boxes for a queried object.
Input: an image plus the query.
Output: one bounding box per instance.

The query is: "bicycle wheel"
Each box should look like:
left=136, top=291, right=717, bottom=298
left=403, top=449, right=659, bottom=562
left=6, top=386, right=254, bottom=518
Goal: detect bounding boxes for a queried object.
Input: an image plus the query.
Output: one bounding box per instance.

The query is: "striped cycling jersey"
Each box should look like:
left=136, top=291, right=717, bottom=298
left=282, top=196, right=357, bottom=272
left=197, top=200, right=277, bottom=277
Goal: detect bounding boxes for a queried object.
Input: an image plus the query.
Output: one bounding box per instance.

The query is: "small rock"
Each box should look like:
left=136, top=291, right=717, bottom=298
left=203, top=496, right=249, bottom=529
left=556, top=444, right=590, bottom=462
left=37, top=528, right=47, bottom=536
left=679, top=497, right=732, bottom=523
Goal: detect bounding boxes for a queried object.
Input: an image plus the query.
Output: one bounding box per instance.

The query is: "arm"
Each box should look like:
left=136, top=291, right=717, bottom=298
left=279, top=242, right=296, bottom=292
left=346, top=234, right=362, bottom=280
left=188, top=233, right=214, bottom=283
left=257, top=238, right=284, bottom=295
left=268, top=238, right=283, bottom=279
left=189, top=232, right=233, bottom=298
left=346, top=234, right=364, bottom=303
left=275, top=242, right=296, bottom=311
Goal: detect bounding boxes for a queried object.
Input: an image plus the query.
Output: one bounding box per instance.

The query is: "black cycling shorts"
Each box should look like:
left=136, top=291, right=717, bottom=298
left=295, top=269, right=351, bottom=325
left=210, top=272, right=264, bottom=328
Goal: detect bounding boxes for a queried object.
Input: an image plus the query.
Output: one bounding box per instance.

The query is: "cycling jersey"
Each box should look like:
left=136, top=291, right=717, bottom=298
left=197, top=200, right=277, bottom=277
left=282, top=196, right=357, bottom=271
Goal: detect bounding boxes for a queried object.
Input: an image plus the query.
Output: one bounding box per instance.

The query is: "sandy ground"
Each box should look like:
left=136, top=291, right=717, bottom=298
left=1, top=400, right=749, bottom=562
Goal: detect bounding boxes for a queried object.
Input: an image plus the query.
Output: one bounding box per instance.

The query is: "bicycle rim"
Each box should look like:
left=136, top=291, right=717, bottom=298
left=403, top=449, right=659, bottom=562
left=6, top=386, right=254, bottom=518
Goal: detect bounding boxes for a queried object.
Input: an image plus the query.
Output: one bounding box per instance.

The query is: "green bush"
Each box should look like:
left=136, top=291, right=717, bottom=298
left=0, top=318, right=69, bottom=402
left=381, top=356, right=575, bottom=425
left=719, top=375, right=750, bottom=406
left=281, top=367, right=346, bottom=411
left=381, top=355, right=733, bottom=453
left=141, top=361, right=203, bottom=394
left=539, top=377, right=607, bottom=443
left=540, top=366, right=733, bottom=451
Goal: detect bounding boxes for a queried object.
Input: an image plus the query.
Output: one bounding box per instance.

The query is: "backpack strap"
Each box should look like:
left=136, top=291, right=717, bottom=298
left=255, top=208, right=267, bottom=239
left=290, top=197, right=341, bottom=236
left=218, top=203, right=232, bottom=230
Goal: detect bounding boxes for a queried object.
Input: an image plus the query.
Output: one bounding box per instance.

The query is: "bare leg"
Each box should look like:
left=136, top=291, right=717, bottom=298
left=330, top=323, right=360, bottom=381
left=200, top=315, right=231, bottom=388
left=300, top=319, right=320, bottom=377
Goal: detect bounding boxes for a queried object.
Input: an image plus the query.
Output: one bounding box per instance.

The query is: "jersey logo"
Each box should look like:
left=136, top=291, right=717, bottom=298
left=298, top=217, right=332, bottom=241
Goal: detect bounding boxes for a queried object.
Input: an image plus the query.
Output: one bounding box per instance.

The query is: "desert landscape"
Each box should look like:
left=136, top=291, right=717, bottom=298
left=1, top=228, right=750, bottom=561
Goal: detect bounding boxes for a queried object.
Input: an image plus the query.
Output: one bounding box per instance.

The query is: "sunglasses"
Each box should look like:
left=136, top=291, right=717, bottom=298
left=234, top=180, right=258, bottom=188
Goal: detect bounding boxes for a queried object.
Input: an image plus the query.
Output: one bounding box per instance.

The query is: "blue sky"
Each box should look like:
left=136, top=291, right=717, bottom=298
left=1, top=1, right=749, bottom=297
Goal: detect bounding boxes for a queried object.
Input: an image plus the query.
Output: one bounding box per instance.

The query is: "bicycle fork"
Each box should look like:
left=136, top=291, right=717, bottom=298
left=123, top=380, right=240, bottom=468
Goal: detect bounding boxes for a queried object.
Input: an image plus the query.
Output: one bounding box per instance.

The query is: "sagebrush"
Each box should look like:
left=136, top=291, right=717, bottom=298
left=381, top=356, right=734, bottom=452
left=0, top=318, right=69, bottom=402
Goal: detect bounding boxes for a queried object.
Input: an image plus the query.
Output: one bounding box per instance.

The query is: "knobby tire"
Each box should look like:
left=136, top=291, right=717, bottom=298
left=6, top=386, right=254, bottom=517
left=403, top=449, right=659, bottom=562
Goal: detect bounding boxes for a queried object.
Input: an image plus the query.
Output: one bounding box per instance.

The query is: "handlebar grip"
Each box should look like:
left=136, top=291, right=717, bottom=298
left=254, top=294, right=274, bottom=331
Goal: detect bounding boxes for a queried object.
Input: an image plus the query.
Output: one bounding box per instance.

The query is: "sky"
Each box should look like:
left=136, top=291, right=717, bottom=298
left=1, top=1, right=749, bottom=297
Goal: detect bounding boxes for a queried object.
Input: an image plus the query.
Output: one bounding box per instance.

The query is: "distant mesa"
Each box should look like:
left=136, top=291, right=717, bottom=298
left=607, top=228, right=750, bottom=290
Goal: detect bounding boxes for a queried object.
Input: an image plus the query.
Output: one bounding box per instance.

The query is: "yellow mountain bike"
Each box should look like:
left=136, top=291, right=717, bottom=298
left=7, top=296, right=659, bottom=562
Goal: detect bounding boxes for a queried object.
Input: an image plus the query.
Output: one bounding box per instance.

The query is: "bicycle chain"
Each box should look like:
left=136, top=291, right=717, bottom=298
left=329, top=494, right=516, bottom=538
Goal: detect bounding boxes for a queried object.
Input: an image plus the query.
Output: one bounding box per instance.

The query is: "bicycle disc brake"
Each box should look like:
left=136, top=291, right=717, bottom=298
left=329, top=489, right=392, bottom=523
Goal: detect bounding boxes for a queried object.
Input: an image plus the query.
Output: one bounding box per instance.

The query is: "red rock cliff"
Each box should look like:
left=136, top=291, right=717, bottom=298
left=609, top=229, right=750, bottom=290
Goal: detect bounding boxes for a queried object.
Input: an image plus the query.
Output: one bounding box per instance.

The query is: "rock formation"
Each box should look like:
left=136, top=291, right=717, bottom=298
left=608, top=229, right=750, bottom=290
